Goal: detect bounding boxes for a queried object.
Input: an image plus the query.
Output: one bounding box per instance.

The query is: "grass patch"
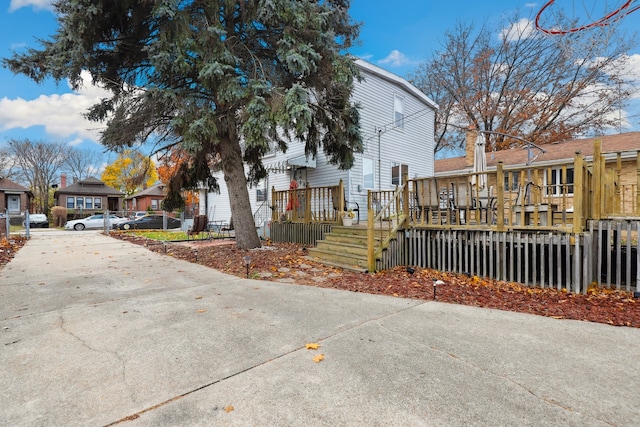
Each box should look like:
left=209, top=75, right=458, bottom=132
left=121, top=230, right=189, bottom=241
left=115, top=229, right=227, bottom=241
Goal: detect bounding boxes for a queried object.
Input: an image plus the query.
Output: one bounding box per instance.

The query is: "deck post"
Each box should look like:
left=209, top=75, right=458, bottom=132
left=592, top=139, right=602, bottom=219
left=367, top=208, right=375, bottom=272
left=573, top=153, right=584, bottom=233
left=636, top=152, right=640, bottom=215
left=271, top=186, right=277, bottom=222
left=496, top=162, right=505, bottom=231
left=305, top=185, right=312, bottom=222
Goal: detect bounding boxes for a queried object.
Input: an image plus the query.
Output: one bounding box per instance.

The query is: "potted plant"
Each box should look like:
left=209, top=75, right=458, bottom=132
left=342, top=209, right=355, bottom=226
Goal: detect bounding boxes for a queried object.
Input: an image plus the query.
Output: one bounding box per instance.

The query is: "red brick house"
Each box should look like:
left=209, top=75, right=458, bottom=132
left=0, top=177, right=34, bottom=215
left=54, top=176, right=124, bottom=214
left=124, top=184, right=166, bottom=212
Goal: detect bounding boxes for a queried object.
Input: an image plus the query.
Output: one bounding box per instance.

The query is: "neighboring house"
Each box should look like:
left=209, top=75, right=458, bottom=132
left=54, top=176, right=124, bottom=214
left=0, top=177, right=34, bottom=215
left=125, top=184, right=166, bottom=212
left=435, top=130, right=640, bottom=214
left=200, top=58, right=438, bottom=226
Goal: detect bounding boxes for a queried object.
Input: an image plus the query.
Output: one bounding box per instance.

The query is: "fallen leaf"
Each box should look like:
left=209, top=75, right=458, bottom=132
left=305, top=342, right=320, bottom=350
left=195, top=295, right=203, bottom=299
left=313, top=354, right=325, bottom=363
left=224, top=405, right=234, bottom=413
left=196, top=309, right=206, bottom=313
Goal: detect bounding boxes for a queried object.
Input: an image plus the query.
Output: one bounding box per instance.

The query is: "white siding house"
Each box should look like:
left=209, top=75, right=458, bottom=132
left=200, top=59, right=438, bottom=228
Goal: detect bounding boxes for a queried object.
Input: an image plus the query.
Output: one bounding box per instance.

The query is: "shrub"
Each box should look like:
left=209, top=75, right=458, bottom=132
left=51, top=206, right=67, bottom=227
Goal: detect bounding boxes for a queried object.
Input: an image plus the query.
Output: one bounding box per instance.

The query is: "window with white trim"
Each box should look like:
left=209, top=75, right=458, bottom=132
left=546, top=167, right=574, bottom=196
left=391, top=163, right=408, bottom=186
left=393, top=94, right=404, bottom=129
left=76, top=197, right=84, bottom=209
left=94, top=198, right=102, bottom=209
left=363, top=158, right=375, bottom=189
left=85, top=197, right=93, bottom=209
left=67, top=196, right=75, bottom=209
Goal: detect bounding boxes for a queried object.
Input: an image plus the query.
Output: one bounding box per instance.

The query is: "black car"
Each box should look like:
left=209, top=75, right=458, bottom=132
left=115, top=214, right=181, bottom=230
left=23, top=213, right=49, bottom=228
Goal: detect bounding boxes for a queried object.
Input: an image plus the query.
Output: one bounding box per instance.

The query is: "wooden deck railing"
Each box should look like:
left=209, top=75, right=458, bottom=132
left=270, top=143, right=640, bottom=235
left=271, top=180, right=345, bottom=224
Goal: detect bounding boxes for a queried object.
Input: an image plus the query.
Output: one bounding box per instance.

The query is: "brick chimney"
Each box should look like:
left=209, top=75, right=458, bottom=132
left=60, top=173, right=67, bottom=189
left=465, top=126, right=478, bottom=168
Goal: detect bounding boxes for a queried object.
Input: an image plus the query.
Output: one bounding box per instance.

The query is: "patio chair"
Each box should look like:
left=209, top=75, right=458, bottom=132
left=450, top=182, right=471, bottom=224
left=220, top=216, right=234, bottom=238
left=187, top=215, right=209, bottom=240
left=415, top=179, right=444, bottom=224
left=331, top=188, right=360, bottom=224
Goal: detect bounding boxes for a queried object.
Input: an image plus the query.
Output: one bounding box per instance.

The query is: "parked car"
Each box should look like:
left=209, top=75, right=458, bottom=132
left=23, top=213, right=49, bottom=228
left=64, top=214, right=128, bottom=231
left=129, top=211, right=148, bottom=220
left=115, top=214, right=181, bottom=230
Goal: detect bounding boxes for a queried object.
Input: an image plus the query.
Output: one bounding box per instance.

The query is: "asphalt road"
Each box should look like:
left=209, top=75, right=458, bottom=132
left=2, top=229, right=639, bottom=426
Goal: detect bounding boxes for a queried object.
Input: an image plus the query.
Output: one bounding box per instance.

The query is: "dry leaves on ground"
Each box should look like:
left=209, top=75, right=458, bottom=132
left=109, top=234, right=639, bottom=328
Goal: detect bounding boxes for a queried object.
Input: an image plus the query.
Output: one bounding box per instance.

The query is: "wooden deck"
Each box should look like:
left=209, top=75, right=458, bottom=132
left=269, top=141, right=640, bottom=293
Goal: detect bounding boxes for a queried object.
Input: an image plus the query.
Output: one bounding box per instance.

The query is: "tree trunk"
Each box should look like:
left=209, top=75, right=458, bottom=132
left=219, top=134, right=261, bottom=250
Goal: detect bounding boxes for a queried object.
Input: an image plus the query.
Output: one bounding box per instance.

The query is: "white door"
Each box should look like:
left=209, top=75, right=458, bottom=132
left=8, top=195, right=20, bottom=213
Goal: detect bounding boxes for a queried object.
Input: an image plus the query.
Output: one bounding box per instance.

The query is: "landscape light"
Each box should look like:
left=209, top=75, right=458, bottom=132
left=243, top=255, right=252, bottom=278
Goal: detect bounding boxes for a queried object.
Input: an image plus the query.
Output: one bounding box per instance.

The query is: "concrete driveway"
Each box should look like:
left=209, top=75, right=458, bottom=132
left=2, top=230, right=639, bottom=426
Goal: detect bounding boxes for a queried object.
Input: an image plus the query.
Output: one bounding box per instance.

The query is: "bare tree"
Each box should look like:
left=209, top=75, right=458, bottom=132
left=0, top=145, right=19, bottom=180
left=409, top=11, right=636, bottom=154
left=65, top=148, right=105, bottom=181
left=7, top=139, right=70, bottom=214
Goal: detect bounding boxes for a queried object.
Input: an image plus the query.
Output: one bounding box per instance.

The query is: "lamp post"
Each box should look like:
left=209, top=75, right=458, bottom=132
left=243, top=255, right=252, bottom=278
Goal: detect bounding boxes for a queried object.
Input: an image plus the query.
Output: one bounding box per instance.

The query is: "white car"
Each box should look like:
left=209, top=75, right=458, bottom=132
left=64, top=214, right=128, bottom=231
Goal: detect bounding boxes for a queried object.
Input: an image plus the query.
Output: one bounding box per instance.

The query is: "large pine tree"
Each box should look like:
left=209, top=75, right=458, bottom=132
left=4, top=0, right=363, bottom=248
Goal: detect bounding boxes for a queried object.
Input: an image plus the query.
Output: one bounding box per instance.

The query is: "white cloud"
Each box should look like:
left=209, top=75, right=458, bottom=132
left=0, top=71, right=111, bottom=142
left=9, top=0, right=53, bottom=12
left=378, top=50, right=416, bottom=67
left=500, top=18, right=536, bottom=41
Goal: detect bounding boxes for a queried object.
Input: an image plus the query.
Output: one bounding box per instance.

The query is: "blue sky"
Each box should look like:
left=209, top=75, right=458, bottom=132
left=1, top=0, right=640, bottom=156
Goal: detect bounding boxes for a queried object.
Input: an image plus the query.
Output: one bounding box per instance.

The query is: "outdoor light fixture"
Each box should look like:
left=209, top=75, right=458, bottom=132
left=433, top=279, right=445, bottom=300
left=243, top=255, right=252, bottom=278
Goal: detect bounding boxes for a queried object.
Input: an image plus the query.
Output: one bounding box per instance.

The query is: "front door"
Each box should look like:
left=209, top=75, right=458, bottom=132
left=8, top=195, right=20, bottom=213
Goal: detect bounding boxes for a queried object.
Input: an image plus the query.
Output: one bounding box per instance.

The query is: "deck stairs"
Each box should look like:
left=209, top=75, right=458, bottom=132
left=307, top=225, right=395, bottom=273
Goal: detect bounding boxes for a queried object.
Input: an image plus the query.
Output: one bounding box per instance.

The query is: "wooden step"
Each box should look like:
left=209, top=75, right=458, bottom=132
left=306, top=247, right=369, bottom=272
left=315, top=240, right=369, bottom=257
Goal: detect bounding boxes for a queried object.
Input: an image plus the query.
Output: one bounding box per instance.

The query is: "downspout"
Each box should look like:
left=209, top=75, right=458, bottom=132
left=378, top=129, right=382, bottom=191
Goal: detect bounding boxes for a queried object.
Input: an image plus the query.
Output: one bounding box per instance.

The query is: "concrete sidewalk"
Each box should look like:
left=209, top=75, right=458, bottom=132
left=1, top=230, right=639, bottom=426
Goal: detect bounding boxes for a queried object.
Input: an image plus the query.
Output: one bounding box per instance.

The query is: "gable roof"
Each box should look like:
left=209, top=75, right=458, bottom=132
left=435, top=131, right=640, bottom=173
left=55, top=176, right=123, bottom=196
left=126, top=184, right=166, bottom=200
left=355, top=58, right=439, bottom=110
left=0, top=177, right=32, bottom=194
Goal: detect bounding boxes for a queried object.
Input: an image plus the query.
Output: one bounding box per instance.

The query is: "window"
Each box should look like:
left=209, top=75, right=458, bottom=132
left=546, top=167, right=574, bottom=196
left=67, top=196, right=75, bottom=209
left=94, top=198, right=102, bottom=209
left=76, top=197, right=84, bottom=209
left=504, top=171, right=520, bottom=191
left=391, top=163, right=408, bottom=186
left=393, top=94, right=404, bottom=129
left=151, top=199, right=159, bottom=210
left=256, top=179, right=268, bottom=202
left=363, top=158, right=375, bottom=189
left=85, top=197, right=93, bottom=209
